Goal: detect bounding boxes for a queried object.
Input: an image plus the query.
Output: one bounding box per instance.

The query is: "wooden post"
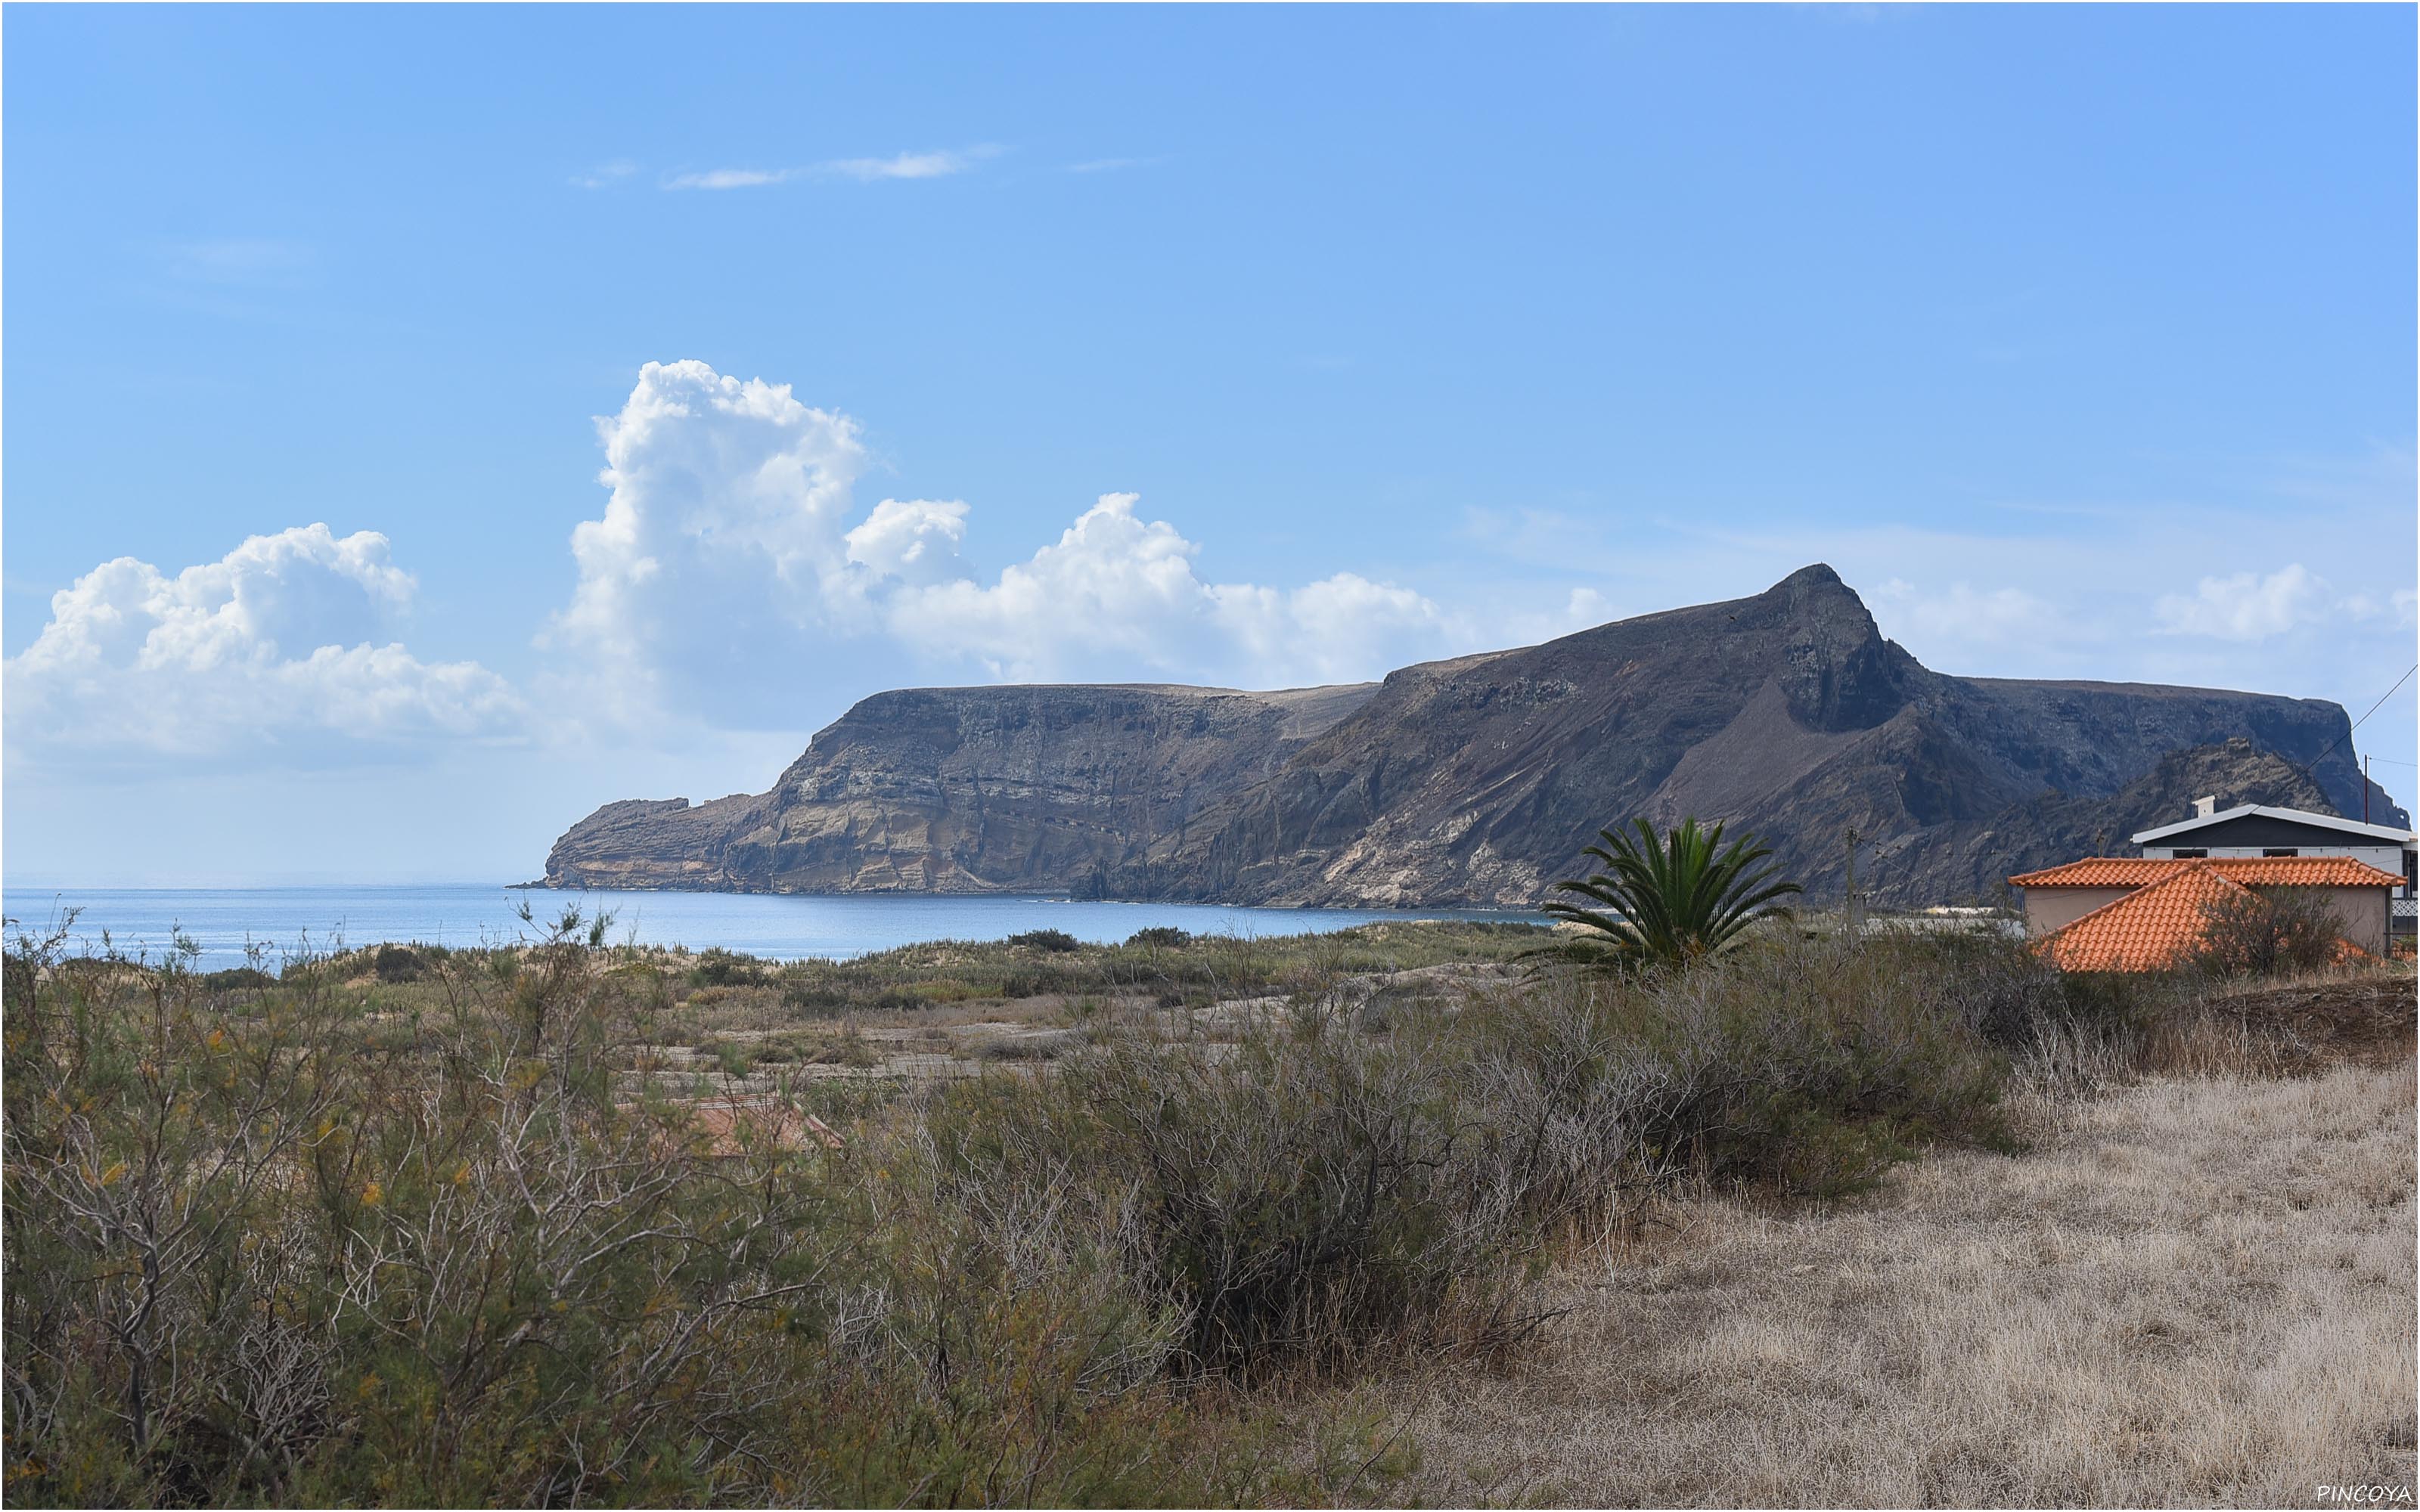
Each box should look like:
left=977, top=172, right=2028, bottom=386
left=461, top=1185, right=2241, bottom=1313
left=1844, top=826, right=1860, bottom=940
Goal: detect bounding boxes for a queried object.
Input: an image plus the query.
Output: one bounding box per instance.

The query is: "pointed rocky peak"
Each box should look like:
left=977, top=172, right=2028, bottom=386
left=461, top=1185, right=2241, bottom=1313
left=1751, top=565, right=1912, bottom=733
left=1763, top=562, right=1876, bottom=624
left=1776, top=561, right=1848, bottom=591
left=1747, top=562, right=1882, bottom=643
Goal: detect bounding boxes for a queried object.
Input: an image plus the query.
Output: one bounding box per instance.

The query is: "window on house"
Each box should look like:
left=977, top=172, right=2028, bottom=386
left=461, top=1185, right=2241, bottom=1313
left=2261, top=847, right=2298, bottom=857
left=2172, top=849, right=2207, bottom=859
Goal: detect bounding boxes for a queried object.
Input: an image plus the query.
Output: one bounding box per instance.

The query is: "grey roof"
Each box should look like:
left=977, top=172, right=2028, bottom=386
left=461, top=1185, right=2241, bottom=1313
left=2130, top=804, right=2417, bottom=847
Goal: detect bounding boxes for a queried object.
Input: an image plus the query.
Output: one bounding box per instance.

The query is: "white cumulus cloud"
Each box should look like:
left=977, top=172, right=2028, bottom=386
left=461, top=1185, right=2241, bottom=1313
left=845, top=498, right=970, bottom=585
left=5, top=524, right=522, bottom=765
left=1872, top=577, right=2062, bottom=643
left=883, top=494, right=1457, bottom=687
left=541, top=359, right=892, bottom=723
left=2154, top=564, right=2338, bottom=641
left=1210, top=571, right=1454, bottom=687
left=543, top=363, right=1503, bottom=719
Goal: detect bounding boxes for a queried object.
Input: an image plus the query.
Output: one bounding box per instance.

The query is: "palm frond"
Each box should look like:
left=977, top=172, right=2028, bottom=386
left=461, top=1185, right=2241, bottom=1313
left=1532, top=816, right=1803, bottom=972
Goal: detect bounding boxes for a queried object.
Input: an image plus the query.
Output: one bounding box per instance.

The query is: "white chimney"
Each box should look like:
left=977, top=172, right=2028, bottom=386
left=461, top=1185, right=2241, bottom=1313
left=2192, top=795, right=2217, bottom=819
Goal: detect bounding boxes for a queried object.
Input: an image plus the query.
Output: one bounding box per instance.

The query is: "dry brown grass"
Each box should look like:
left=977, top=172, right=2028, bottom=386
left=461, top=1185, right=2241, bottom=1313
left=1358, top=1058, right=2417, bottom=1507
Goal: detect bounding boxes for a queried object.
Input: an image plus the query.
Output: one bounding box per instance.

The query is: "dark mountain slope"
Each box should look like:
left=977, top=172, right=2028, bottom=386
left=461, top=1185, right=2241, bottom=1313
left=1854, top=736, right=2350, bottom=907
left=1138, top=565, right=2397, bottom=905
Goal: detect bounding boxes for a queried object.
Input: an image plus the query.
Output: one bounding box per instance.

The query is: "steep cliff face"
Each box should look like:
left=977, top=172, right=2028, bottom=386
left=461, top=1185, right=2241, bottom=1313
left=543, top=792, right=773, bottom=891
left=544, top=566, right=2406, bottom=906
left=543, top=683, right=1376, bottom=893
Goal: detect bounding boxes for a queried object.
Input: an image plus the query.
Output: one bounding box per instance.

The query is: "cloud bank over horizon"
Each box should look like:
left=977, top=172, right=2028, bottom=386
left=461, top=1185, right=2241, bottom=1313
left=4, top=524, right=523, bottom=768
left=3, top=361, right=1599, bottom=770
left=7, top=359, right=2405, bottom=782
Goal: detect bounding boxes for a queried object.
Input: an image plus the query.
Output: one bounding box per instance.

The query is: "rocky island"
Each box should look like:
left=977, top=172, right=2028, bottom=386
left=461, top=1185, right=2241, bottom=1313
left=544, top=565, right=2405, bottom=908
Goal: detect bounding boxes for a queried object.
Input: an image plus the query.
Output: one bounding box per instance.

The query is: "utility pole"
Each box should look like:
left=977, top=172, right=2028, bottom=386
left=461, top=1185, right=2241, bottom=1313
left=2364, top=755, right=2371, bottom=824
left=1844, top=825, right=1861, bottom=940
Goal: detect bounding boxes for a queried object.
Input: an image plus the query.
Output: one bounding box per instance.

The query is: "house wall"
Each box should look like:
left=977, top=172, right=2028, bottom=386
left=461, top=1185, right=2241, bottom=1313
left=2022, top=888, right=2133, bottom=937
left=2139, top=814, right=2403, bottom=852
left=2024, top=883, right=2392, bottom=953
left=2314, top=885, right=2391, bottom=956
left=2141, top=841, right=2406, bottom=875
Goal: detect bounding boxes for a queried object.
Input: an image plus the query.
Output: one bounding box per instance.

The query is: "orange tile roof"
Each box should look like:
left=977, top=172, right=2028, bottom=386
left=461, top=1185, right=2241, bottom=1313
left=2037, top=863, right=2255, bottom=971
left=2035, top=860, right=2378, bottom=971
left=2010, top=856, right=2404, bottom=889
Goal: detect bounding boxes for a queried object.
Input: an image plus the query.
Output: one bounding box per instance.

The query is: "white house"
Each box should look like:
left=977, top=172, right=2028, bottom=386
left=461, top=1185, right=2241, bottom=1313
left=2132, top=798, right=2417, bottom=933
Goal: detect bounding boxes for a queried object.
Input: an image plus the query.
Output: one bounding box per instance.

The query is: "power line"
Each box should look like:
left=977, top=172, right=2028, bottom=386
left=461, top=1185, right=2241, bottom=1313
left=2301, top=663, right=2418, bottom=778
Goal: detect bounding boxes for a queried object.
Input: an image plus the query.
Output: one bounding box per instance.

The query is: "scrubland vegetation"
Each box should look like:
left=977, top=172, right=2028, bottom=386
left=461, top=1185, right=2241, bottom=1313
left=5, top=906, right=2410, bottom=1507
left=1367, top=1055, right=2415, bottom=1506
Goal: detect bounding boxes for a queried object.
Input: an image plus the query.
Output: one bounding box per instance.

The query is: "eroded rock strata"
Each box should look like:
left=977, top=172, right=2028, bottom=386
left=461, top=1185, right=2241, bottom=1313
left=544, top=566, right=2403, bottom=908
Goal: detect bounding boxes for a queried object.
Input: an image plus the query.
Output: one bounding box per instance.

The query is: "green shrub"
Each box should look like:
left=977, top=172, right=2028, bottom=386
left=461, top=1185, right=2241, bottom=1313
left=1007, top=928, right=1081, bottom=953
left=917, top=1000, right=1654, bottom=1375
left=371, top=943, right=424, bottom=982
left=2193, top=885, right=2350, bottom=977
left=780, top=978, right=849, bottom=1013
left=3, top=908, right=1276, bottom=1507
left=976, top=1029, right=1081, bottom=1061
left=3, top=908, right=2192, bottom=1504
left=1126, top=926, right=1193, bottom=949
left=689, top=949, right=767, bottom=987
left=1626, top=933, right=2024, bottom=1191
left=697, top=1036, right=752, bottom=1076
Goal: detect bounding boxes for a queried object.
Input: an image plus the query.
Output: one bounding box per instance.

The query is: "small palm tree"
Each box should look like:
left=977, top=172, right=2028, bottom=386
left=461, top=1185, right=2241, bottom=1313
left=1537, top=817, right=1801, bottom=970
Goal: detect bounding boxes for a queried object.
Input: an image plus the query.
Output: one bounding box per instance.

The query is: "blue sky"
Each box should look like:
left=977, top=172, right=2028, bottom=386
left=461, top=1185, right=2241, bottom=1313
left=5, top=4, right=2415, bottom=884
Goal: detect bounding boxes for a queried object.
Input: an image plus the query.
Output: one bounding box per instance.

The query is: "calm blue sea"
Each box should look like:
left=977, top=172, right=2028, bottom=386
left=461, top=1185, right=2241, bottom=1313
left=0, top=884, right=1522, bottom=971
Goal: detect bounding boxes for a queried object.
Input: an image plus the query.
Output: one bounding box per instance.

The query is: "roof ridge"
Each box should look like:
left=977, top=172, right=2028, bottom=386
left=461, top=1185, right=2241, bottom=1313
left=2009, top=855, right=2158, bottom=886
left=2133, top=803, right=2416, bottom=845
left=2221, top=856, right=2412, bottom=888
left=2012, top=854, right=2406, bottom=889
